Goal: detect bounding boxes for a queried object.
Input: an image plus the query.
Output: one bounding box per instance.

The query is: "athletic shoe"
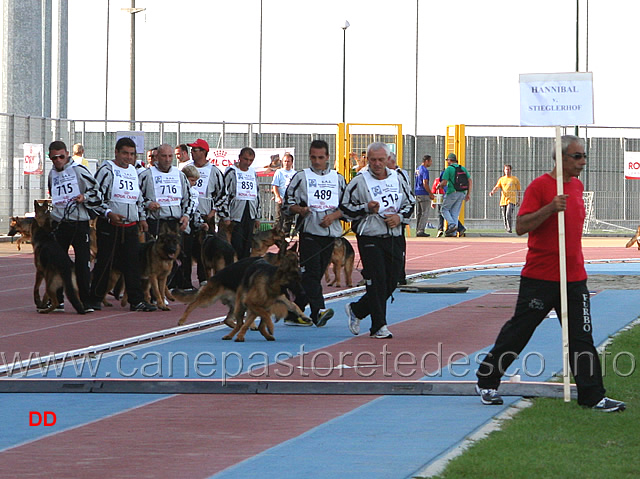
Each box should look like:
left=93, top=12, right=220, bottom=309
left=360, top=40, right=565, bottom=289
left=130, top=301, right=158, bottom=312
left=591, top=397, right=626, bottom=412
left=445, top=226, right=458, bottom=237
left=284, top=316, right=313, bottom=327
left=83, top=304, right=95, bottom=313
left=54, top=302, right=64, bottom=312
left=475, top=384, right=504, bottom=405
left=371, top=325, right=393, bottom=339
left=436, top=230, right=444, bottom=238
left=85, top=301, right=102, bottom=311
left=416, top=232, right=430, bottom=237
left=457, top=226, right=467, bottom=238
left=345, top=303, right=360, bottom=335
left=315, top=308, right=334, bottom=327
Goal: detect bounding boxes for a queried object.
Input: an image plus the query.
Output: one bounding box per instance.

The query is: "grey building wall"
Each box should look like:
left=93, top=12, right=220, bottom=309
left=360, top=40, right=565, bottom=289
left=2, top=0, right=44, bottom=116
left=56, top=0, right=67, bottom=119
left=0, top=0, right=66, bottom=118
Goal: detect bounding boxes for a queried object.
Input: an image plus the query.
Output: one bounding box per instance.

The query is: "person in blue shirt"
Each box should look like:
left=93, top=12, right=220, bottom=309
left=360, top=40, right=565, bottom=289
left=271, top=152, right=297, bottom=234
left=414, top=154, right=434, bottom=237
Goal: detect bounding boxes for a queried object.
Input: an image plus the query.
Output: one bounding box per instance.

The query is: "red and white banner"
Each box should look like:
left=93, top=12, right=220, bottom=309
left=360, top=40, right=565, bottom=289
left=208, top=148, right=295, bottom=177
left=23, top=143, right=44, bottom=175
left=624, top=151, right=640, bottom=180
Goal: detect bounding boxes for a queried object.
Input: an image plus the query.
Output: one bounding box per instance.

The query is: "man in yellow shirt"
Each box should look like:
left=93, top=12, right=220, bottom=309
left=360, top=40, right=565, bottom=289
left=489, top=164, right=521, bottom=233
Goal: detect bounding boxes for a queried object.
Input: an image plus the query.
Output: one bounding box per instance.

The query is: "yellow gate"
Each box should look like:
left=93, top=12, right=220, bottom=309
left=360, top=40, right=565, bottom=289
left=336, top=123, right=403, bottom=182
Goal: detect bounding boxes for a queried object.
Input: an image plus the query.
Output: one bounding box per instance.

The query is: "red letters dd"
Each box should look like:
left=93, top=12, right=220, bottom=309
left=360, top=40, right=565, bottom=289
left=29, top=411, right=57, bottom=426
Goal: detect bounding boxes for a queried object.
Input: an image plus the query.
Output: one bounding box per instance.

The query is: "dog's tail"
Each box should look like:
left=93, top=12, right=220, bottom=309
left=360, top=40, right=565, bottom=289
left=171, top=288, right=201, bottom=304
left=62, top=266, right=86, bottom=314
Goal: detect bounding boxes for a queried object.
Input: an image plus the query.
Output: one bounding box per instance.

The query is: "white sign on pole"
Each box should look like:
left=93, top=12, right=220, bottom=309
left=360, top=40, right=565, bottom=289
left=23, top=143, right=44, bottom=175
left=519, top=72, right=594, bottom=126
left=624, top=151, right=640, bottom=180
left=116, top=131, right=146, bottom=154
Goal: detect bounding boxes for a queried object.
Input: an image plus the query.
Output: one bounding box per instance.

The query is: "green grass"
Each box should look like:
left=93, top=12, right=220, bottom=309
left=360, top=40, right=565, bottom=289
left=428, top=324, right=640, bottom=479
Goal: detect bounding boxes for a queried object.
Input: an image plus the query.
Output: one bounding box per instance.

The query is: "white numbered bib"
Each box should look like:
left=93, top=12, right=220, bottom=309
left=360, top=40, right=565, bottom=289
left=233, top=166, right=257, bottom=200
left=363, top=169, right=402, bottom=216
left=306, top=169, right=339, bottom=212
left=194, top=164, right=212, bottom=197
left=50, top=168, right=80, bottom=208
left=109, top=161, right=140, bottom=205
left=152, top=166, right=182, bottom=207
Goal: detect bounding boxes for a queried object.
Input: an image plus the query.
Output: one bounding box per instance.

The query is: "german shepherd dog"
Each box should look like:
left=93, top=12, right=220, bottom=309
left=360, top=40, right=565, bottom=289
left=217, top=218, right=234, bottom=243
left=7, top=216, right=34, bottom=251
left=138, top=223, right=182, bottom=311
left=250, top=226, right=286, bottom=257
left=223, top=242, right=304, bottom=342
left=174, top=243, right=309, bottom=330
left=324, top=237, right=355, bottom=287
left=625, top=226, right=640, bottom=250
left=31, top=201, right=85, bottom=314
left=197, top=230, right=237, bottom=279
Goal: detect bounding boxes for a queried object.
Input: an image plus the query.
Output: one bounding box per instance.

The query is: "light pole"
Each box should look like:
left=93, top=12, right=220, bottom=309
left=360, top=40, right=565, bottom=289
left=121, top=1, right=146, bottom=129
left=342, top=20, right=350, bottom=125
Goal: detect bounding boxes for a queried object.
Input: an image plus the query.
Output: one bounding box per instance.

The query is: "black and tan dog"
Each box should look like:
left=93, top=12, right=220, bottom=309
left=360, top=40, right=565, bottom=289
left=250, top=226, right=286, bottom=257
left=174, top=243, right=309, bottom=331
left=139, top=223, right=182, bottom=311
left=625, top=226, right=640, bottom=250
left=197, top=230, right=237, bottom=279
left=223, top=242, right=305, bottom=342
left=119, top=223, right=181, bottom=311
left=7, top=216, right=34, bottom=251
left=31, top=200, right=85, bottom=314
left=324, top=237, right=355, bottom=287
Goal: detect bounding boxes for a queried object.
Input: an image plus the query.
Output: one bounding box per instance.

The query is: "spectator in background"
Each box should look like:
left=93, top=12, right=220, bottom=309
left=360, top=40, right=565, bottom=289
left=439, top=153, right=472, bottom=237
left=489, top=164, right=521, bottom=233
left=414, top=154, right=434, bottom=237
left=271, top=152, right=297, bottom=234
left=355, top=151, right=367, bottom=172
left=431, top=171, right=446, bottom=237
left=72, top=143, right=89, bottom=168
left=146, top=147, right=157, bottom=168
left=176, top=144, right=193, bottom=171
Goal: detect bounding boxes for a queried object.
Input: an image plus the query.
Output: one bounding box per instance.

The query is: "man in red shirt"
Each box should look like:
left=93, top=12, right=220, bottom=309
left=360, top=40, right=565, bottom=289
left=475, top=135, right=625, bottom=412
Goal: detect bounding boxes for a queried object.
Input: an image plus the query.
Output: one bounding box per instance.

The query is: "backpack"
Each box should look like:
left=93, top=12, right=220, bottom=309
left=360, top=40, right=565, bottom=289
left=452, top=165, right=469, bottom=192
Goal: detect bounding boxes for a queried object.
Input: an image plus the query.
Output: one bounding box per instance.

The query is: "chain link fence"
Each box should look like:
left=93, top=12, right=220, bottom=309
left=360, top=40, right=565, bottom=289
left=2, top=114, right=640, bottom=233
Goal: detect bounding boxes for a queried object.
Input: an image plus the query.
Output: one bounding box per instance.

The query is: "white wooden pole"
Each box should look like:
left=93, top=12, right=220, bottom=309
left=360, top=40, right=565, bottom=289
left=554, top=127, right=571, bottom=402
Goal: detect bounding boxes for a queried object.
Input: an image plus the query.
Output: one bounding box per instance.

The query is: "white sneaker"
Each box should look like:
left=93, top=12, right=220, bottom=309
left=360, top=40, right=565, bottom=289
left=371, top=325, right=392, bottom=339
left=345, top=303, right=360, bottom=335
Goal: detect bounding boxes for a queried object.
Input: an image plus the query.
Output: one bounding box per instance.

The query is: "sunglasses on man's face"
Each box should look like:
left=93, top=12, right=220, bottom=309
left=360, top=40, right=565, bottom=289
left=49, top=154, right=65, bottom=160
left=191, top=148, right=204, bottom=153
left=566, top=153, right=587, bottom=159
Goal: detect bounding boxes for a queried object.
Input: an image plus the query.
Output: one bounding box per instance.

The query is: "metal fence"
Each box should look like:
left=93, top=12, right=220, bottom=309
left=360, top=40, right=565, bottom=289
left=2, top=113, right=640, bottom=232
